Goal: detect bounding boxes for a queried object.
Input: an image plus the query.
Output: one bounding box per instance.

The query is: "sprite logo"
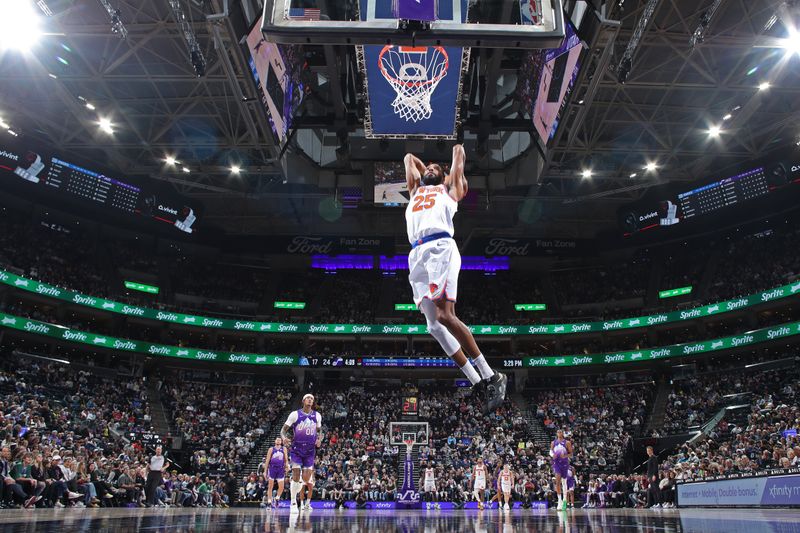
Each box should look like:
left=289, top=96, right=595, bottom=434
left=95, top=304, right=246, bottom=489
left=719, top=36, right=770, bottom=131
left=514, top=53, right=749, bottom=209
left=228, top=354, right=250, bottom=363
left=706, top=304, right=720, bottom=314
left=149, top=346, right=171, bottom=355
left=234, top=321, right=255, bottom=330
left=383, top=326, right=403, bottom=334
left=553, top=326, right=565, bottom=333
left=498, top=326, right=518, bottom=334
left=553, top=358, right=566, bottom=365
left=255, top=356, right=267, bottom=363
left=202, top=318, right=223, bottom=327
left=767, top=326, right=791, bottom=340
left=680, top=309, right=702, bottom=320
left=791, top=282, right=800, bottom=294
left=24, top=322, right=49, bottom=334
left=72, top=294, right=97, bottom=306
left=407, top=326, right=420, bottom=333
left=176, top=349, right=189, bottom=356
left=630, top=352, right=643, bottom=360
left=35, top=284, right=61, bottom=297
left=113, top=340, right=137, bottom=350
left=352, top=325, right=371, bottom=334
left=309, top=325, right=328, bottom=333
left=273, top=356, right=294, bottom=365
left=731, top=335, right=754, bottom=347
left=480, top=326, right=492, bottom=334
left=605, top=354, right=626, bottom=363
left=156, top=312, right=178, bottom=321
left=682, top=343, right=706, bottom=354
left=710, top=340, right=724, bottom=349
left=196, top=352, right=217, bottom=360
left=726, top=298, right=748, bottom=310
left=528, top=325, right=548, bottom=334
left=0, top=272, right=8, bottom=282
left=63, top=331, right=88, bottom=342
left=647, top=315, right=668, bottom=325
left=278, top=324, right=299, bottom=332
left=761, top=288, right=783, bottom=302
left=122, top=306, right=145, bottom=316
left=102, top=302, right=116, bottom=310
left=1, top=316, right=17, bottom=326
left=570, top=324, right=591, bottom=333
left=333, top=325, right=346, bottom=332
left=182, top=316, right=197, bottom=323
left=603, top=321, right=623, bottom=331
left=527, top=358, right=550, bottom=367
left=650, top=348, right=671, bottom=359
left=14, top=278, right=29, bottom=287
left=572, top=356, right=593, bottom=365
left=259, top=324, right=273, bottom=331
left=93, top=337, right=108, bottom=344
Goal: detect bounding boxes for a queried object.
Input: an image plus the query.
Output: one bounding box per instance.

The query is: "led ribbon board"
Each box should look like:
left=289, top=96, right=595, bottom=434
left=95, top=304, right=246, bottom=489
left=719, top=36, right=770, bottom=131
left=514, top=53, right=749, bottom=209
left=659, top=286, right=693, bottom=299
left=1, top=269, right=798, bottom=335
left=124, top=281, right=160, bottom=294
left=1, top=311, right=798, bottom=368
left=515, top=303, right=547, bottom=311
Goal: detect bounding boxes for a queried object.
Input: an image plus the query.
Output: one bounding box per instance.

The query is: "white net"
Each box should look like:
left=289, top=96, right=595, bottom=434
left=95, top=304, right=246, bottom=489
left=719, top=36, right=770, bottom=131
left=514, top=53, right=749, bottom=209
left=379, top=46, right=449, bottom=123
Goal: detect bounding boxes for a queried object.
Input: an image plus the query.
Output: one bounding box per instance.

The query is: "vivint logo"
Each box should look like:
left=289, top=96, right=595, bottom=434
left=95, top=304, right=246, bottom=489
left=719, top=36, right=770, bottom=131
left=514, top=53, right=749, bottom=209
left=0, top=150, right=19, bottom=161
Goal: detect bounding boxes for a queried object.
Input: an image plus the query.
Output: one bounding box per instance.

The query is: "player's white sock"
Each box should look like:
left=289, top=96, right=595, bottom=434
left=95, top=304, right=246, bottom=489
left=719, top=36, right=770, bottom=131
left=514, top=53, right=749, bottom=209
left=290, top=480, right=301, bottom=506
left=472, top=354, right=495, bottom=381
left=460, top=361, right=481, bottom=385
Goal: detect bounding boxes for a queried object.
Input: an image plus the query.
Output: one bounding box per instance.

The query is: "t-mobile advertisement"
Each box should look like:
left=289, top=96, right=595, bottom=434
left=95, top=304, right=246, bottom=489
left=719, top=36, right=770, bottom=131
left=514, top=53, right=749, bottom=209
left=677, top=473, right=800, bottom=507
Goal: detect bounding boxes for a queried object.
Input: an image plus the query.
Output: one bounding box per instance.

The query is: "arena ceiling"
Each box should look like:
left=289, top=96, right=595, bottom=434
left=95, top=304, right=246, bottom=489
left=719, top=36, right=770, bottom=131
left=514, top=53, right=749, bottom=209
left=1, top=0, right=799, bottom=238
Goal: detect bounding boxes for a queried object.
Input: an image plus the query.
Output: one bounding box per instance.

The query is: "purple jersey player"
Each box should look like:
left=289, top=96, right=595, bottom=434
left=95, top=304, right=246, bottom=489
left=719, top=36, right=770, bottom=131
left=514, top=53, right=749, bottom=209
left=281, top=393, right=322, bottom=513
left=550, top=429, right=573, bottom=510
left=263, top=437, right=289, bottom=507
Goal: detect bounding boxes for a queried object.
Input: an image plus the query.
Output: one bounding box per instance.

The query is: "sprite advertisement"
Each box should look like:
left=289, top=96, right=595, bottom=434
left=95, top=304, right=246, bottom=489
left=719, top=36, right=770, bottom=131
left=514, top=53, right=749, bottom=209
left=1, top=311, right=798, bottom=367
left=1, top=268, right=798, bottom=336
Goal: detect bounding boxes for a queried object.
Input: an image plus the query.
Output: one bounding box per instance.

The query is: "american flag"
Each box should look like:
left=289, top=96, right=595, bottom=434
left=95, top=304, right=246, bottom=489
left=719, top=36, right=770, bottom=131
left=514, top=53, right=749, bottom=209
left=288, top=8, right=321, bottom=21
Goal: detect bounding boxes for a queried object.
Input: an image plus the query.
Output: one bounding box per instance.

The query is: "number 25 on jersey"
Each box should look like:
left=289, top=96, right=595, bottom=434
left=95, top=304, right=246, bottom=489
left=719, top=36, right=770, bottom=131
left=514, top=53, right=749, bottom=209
left=412, top=193, right=436, bottom=213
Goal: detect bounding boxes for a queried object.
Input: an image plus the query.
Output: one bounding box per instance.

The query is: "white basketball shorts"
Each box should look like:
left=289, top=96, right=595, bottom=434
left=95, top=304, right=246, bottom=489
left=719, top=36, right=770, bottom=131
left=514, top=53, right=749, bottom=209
left=424, top=481, right=436, bottom=492
left=474, top=480, right=486, bottom=491
left=408, top=238, right=461, bottom=306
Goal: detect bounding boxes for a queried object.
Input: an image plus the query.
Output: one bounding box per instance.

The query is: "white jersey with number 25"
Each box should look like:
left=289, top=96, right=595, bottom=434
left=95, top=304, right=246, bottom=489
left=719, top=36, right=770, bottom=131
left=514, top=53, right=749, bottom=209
left=405, top=185, right=458, bottom=245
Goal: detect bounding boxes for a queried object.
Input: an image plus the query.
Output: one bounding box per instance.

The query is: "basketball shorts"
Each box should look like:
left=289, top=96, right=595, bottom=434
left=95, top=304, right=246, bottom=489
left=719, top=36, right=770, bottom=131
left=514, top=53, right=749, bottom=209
left=290, top=445, right=316, bottom=469
left=552, top=459, right=569, bottom=478
left=268, top=465, right=285, bottom=480
left=501, top=482, right=512, bottom=494
left=474, top=480, right=486, bottom=491
left=424, top=481, right=436, bottom=492
left=408, top=238, right=461, bottom=306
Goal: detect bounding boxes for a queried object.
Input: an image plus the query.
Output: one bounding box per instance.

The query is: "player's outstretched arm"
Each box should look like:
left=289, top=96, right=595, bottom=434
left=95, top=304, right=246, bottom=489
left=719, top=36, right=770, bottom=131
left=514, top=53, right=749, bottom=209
left=280, top=424, right=292, bottom=445
left=404, top=153, right=425, bottom=196
left=446, top=144, right=468, bottom=201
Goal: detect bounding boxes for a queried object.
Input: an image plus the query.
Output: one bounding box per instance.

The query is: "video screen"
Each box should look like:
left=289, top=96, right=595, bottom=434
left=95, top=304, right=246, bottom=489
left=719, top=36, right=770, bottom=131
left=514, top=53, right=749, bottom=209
left=245, top=16, right=304, bottom=143
left=518, top=21, right=583, bottom=146
left=374, top=161, right=410, bottom=205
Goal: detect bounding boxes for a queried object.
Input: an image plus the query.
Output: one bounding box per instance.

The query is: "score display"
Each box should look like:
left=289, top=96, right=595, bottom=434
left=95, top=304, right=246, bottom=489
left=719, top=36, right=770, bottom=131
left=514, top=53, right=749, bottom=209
left=299, top=356, right=523, bottom=369
left=0, top=142, right=198, bottom=234
left=678, top=168, right=769, bottom=220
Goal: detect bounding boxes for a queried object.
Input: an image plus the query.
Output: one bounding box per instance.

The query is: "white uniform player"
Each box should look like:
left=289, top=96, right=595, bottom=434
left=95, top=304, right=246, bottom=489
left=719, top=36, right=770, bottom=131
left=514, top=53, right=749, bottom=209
left=403, top=147, right=507, bottom=414
left=473, top=459, right=487, bottom=509
left=499, top=464, right=514, bottom=510
left=423, top=467, right=436, bottom=495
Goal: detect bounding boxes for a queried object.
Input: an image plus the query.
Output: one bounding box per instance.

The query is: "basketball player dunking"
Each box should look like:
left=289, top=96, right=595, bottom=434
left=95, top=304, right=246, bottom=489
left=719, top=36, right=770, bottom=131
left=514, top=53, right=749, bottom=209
left=404, top=146, right=507, bottom=412
left=551, top=429, right=573, bottom=511
left=281, top=394, right=322, bottom=513
left=472, top=457, right=488, bottom=510
left=264, top=436, right=289, bottom=508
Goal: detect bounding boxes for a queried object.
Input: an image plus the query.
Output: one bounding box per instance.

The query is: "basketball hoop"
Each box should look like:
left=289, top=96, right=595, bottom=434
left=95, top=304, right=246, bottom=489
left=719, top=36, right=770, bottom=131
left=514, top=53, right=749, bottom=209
left=403, top=437, right=416, bottom=457
left=378, top=45, right=449, bottom=123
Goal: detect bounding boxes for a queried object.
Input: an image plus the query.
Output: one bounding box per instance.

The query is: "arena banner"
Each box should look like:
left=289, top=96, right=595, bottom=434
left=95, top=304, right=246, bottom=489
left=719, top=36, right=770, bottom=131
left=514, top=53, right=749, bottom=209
left=0, top=312, right=297, bottom=366
left=465, top=236, right=587, bottom=256
left=524, top=321, right=800, bottom=367
left=1, top=269, right=798, bottom=336
left=260, top=235, right=395, bottom=254
left=677, top=473, right=800, bottom=507
left=1, top=312, right=799, bottom=368
left=271, top=500, right=542, bottom=510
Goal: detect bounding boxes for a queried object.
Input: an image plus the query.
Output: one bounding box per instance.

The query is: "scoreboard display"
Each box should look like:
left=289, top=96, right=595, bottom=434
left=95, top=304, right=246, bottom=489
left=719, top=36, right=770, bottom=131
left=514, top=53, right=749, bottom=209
left=0, top=141, right=199, bottom=234
left=677, top=167, right=770, bottom=220
left=300, top=356, right=524, bottom=369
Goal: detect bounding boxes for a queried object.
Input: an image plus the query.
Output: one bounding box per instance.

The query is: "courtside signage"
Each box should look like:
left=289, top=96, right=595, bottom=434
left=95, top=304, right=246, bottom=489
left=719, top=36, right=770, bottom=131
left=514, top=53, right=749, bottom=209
left=1, top=269, right=798, bottom=336
left=1, top=311, right=798, bottom=368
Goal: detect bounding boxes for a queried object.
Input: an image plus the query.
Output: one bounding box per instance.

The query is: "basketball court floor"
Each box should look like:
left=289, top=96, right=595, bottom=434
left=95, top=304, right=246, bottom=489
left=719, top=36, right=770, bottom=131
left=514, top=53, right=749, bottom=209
left=0, top=507, right=798, bottom=532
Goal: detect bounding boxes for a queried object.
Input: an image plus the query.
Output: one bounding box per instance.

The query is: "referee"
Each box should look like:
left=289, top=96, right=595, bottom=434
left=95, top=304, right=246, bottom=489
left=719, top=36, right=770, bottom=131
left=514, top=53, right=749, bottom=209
left=145, top=445, right=170, bottom=507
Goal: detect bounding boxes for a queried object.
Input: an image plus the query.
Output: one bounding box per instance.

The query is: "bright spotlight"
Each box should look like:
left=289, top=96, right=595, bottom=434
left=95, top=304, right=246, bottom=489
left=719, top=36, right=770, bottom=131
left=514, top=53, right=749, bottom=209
left=0, top=2, right=43, bottom=51
left=708, top=125, right=722, bottom=137
left=182, top=167, right=190, bottom=173
left=644, top=162, right=658, bottom=172
left=85, top=102, right=96, bottom=111
left=722, top=113, right=732, bottom=121
left=782, top=28, right=800, bottom=57
left=758, top=81, right=771, bottom=91
left=231, top=165, right=241, bottom=174
left=165, top=156, right=177, bottom=166
left=0, top=119, right=8, bottom=129
left=581, top=169, right=593, bottom=179
left=629, top=173, right=638, bottom=178
left=98, top=117, right=114, bottom=134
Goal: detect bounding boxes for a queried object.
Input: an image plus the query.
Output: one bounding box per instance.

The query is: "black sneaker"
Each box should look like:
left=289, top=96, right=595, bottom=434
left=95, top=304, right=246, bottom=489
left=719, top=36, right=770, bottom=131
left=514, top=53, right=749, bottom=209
left=484, top=372, right=508, bottom=413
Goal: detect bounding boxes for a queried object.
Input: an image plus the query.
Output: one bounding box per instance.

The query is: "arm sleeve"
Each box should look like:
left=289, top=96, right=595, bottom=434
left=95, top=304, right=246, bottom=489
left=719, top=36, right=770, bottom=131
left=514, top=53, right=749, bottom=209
left=284, top=411, right=298, bottom=427
left=316, top=413, right=323, bottom=429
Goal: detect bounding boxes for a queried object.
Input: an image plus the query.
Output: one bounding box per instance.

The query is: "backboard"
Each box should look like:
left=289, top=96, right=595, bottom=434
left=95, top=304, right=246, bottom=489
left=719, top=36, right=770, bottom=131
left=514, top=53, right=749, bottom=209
left=262, top=0, right=565, bottom=49
left=390, top=421, right=430, bottom=449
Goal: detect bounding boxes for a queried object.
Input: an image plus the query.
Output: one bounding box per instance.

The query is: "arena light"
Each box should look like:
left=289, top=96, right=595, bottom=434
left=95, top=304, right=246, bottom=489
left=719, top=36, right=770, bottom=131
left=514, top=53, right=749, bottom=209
left=708, top=125, right=722, bottom=137
left=644, top=162, right=658, bottom=172
left=0, top=118, right=8, bottom=129
left=230, top=165, right=241, bottom=175
left=98, top=117, right=114, bottom=134
left=629, top=172, right=637, bottom=178
left=7, top=130, right=18, bottom=137
left=182, top=166, right=190, bottom=173
left=782, top=27, right=800, bottom=57
left=581, top=169, right=593, bottom=179
left=85, top=102, right=96, bottom=111
left=0, top=2, right=43, bottom=51
left=722, top=113, right=732, bottom=121
left=164, top=156, right=177, bottom=166
left=758, top=81, right=771, bottom=91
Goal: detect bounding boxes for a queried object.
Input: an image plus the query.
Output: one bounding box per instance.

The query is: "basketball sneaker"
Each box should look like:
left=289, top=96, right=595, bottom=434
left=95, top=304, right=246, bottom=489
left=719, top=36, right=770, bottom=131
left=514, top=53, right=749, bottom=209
left=485, top=372, right=508, bottom=413
left=503, top=503, right=510, bottom=511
